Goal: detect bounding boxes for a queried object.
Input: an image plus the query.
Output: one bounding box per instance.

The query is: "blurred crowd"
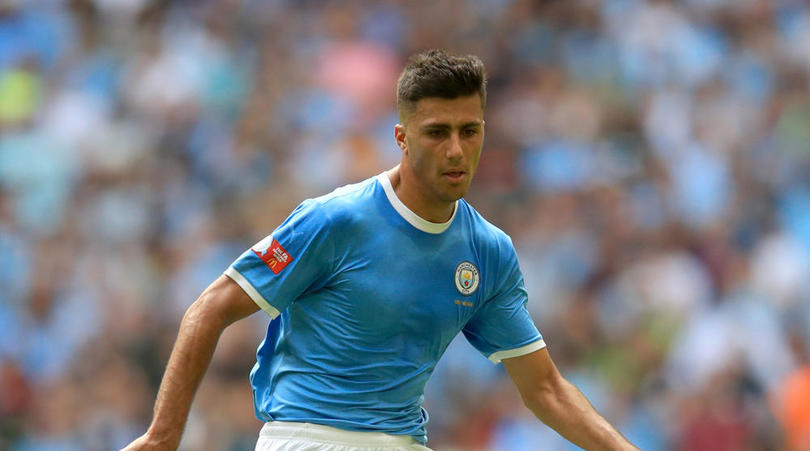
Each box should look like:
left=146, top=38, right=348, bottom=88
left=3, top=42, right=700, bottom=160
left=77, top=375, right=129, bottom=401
left=1, top=0, right=810, bottom=449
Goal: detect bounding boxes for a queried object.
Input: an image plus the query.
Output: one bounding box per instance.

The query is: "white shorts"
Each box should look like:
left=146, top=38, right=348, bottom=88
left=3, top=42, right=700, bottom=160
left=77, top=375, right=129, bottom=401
left=254, top=421, right=433, bottom=451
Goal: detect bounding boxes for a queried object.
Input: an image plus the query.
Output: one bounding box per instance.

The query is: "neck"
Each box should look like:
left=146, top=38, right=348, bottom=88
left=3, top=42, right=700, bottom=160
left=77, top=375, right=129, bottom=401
left=386, top=166, right=455, bottom=223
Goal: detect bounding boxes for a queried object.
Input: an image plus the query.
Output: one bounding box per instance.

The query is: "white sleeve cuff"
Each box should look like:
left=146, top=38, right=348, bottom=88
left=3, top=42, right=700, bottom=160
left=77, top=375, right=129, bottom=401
left=224, top=266, right=281, bottom=319
left=488, top=339, right=546, bottom=364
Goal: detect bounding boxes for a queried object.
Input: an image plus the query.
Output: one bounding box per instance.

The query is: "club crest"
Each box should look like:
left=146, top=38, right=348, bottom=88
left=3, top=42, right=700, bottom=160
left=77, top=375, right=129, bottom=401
left=454, top=261, right=480, bottom=296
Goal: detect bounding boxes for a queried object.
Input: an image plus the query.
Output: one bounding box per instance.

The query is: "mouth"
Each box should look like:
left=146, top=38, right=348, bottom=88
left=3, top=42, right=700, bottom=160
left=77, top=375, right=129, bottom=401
left=442, top=170, right=467, bottom=183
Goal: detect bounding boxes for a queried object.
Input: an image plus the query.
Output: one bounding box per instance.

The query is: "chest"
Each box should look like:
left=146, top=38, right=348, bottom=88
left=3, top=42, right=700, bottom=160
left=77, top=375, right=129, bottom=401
left=329, top=229, right=487, bottom=341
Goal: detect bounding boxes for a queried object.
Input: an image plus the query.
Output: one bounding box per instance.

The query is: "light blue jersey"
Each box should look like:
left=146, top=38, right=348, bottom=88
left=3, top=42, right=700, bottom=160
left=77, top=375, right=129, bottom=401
left=225, top=173, right=545, bottom=444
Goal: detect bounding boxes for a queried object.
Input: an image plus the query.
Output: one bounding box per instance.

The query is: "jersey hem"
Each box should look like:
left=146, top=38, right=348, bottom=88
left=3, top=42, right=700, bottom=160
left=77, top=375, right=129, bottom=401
left=488, top=338, right=546, bottom=364
left=224, top=266, right=281, bottom=319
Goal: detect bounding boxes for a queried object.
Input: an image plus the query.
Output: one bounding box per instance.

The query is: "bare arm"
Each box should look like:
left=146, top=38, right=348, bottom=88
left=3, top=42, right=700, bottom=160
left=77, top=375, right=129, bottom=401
left=503, top=348, right=639, bottom=451
left=121, top=274, right=260, bottom=451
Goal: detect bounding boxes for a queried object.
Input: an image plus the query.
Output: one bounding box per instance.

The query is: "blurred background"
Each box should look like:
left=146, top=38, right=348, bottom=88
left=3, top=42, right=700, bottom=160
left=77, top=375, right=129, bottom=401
left=1, top=0, right=810, bottom=449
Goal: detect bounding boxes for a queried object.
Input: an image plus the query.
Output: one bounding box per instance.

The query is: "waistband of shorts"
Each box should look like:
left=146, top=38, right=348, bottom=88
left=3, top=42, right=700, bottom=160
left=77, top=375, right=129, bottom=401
left=260, top=421, right=420, bottom=447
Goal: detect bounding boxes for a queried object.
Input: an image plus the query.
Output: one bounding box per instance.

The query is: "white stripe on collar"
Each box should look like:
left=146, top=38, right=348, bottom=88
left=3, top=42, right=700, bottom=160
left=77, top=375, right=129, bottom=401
left=376, top=172, right=457, bottom=234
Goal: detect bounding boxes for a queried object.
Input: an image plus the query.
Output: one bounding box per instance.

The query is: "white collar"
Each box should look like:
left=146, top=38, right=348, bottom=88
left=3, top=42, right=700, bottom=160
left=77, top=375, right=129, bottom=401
left=376, top=172, right=457, bottom=234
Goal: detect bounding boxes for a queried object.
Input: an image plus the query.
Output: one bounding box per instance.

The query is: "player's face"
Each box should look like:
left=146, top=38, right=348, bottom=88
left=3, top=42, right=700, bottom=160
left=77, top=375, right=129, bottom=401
left=396, top=94, right=485, bottom=205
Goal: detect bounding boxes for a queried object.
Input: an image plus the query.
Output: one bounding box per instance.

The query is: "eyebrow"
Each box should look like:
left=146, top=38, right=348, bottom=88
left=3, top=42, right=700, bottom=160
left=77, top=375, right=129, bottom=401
left=420, top=120, right=483, bottom=130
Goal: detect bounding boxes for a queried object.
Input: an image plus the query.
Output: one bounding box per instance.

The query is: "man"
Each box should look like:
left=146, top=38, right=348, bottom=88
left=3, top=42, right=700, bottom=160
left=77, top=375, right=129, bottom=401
left=123, top=50, right=638, bottom=451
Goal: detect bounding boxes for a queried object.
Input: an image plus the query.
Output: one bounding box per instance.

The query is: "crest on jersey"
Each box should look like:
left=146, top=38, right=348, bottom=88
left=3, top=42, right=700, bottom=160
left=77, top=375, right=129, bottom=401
left=454, top=261, right=480, bottom=296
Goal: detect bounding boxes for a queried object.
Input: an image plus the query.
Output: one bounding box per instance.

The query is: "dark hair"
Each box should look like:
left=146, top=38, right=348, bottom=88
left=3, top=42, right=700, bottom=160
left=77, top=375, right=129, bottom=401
left=396, top=49, right=487, bottom=120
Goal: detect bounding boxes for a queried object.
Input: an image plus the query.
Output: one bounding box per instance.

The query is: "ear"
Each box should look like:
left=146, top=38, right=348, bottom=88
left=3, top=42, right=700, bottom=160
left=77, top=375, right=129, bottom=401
left=394, top=124, right=407, bottom=154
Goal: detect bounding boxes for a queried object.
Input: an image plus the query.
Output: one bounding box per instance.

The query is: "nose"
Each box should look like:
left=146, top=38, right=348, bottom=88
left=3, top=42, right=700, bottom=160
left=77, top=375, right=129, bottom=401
left=446, top=132, right=463, bottom=160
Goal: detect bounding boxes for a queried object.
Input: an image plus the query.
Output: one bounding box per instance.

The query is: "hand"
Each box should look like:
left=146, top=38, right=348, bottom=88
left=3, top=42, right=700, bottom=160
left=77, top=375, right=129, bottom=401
left=120, top=432, right=179, bottom=451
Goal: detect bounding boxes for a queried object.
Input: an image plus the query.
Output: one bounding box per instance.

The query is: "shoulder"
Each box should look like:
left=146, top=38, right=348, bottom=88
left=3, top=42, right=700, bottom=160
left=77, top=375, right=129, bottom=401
left=305, top=175, right=379, bottom=226
left=458, top=199, right=515, bottom=252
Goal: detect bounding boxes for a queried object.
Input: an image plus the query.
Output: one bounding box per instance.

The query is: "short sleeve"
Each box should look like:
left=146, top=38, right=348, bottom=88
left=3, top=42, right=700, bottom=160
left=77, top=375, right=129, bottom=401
left=224, top=199, right=334, bottom=318
left=462, top=238, right=545, bottom=363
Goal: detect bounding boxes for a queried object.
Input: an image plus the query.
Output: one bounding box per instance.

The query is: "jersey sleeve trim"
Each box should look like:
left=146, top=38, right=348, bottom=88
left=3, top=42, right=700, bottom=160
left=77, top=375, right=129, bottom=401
left=487, top=339, right=546, bottom=364
left=224, top=266, right=281, bottom=319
